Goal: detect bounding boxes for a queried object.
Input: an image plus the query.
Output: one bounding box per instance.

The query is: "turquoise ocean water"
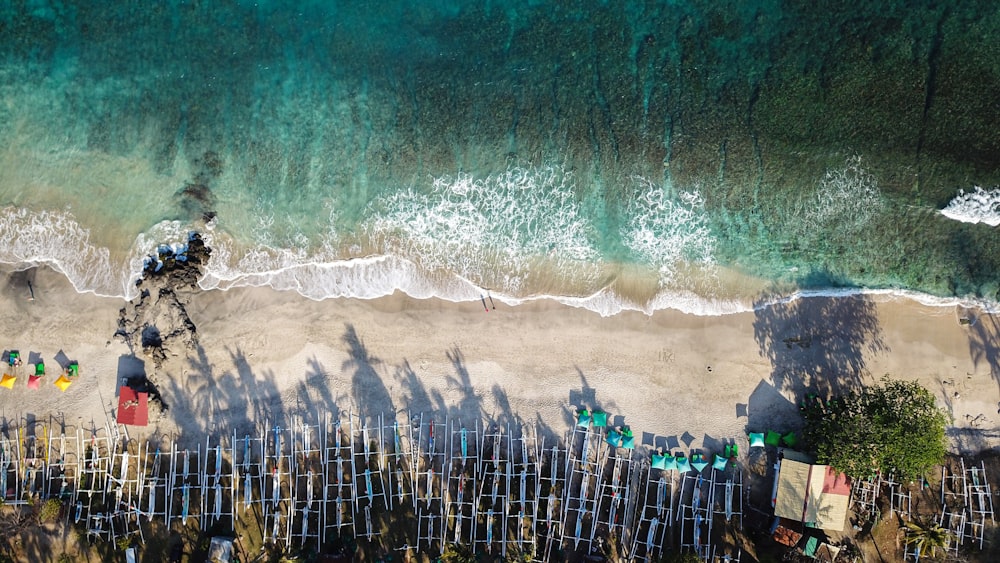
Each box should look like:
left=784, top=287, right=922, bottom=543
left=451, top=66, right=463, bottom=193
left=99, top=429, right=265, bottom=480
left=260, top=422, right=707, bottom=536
left=1, top=1, right=999, bottom=315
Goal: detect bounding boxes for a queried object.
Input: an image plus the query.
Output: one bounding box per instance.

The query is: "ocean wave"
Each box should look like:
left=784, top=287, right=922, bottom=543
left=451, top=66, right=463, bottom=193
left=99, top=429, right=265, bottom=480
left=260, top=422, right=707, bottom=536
left=0, top=207, right=138, bottom=298
left=1, top=206, right=997, bottom=318
left=940, top=186, right=1000, bottom=227
left=362, top=164, right=602, bottom=294
left=619, top=177, right=716, bottom=286
left=199, top=237, right=483, bottom=302
left=807, top=155, right=885, bottom=230
left=195, top=233, right=1000, bottom=317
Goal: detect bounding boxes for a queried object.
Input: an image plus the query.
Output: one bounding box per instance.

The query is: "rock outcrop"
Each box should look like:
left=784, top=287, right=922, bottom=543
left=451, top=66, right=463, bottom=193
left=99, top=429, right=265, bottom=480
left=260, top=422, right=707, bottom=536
left=115, top=233, right=211, bottom=369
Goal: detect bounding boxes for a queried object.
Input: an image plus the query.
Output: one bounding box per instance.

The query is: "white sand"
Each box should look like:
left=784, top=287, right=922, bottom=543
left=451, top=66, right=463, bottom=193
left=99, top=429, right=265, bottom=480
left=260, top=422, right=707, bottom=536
left=2, top=265, right=999, bottom=455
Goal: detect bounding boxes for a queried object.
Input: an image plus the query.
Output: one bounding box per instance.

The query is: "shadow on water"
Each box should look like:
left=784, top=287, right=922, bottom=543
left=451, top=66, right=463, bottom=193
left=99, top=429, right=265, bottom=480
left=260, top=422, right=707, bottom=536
left=752, top=286, right=888, bottom=400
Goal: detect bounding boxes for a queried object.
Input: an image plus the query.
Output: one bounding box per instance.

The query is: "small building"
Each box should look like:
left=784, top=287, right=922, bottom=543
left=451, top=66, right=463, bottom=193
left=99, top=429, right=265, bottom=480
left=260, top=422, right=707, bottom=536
left=773, top=458, right=851, bottom=532
left=116, top=386, right=149, bottom=427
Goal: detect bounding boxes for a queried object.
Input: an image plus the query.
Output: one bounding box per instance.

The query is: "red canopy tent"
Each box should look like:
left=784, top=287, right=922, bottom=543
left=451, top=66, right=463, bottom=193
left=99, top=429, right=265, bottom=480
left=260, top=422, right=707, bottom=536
left=117, top=386, right=149, bottom=426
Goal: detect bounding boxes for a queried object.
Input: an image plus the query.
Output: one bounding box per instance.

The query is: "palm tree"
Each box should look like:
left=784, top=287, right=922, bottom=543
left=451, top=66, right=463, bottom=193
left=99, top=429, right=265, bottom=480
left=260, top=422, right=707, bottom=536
left=903, top=519, right=952, bottom=560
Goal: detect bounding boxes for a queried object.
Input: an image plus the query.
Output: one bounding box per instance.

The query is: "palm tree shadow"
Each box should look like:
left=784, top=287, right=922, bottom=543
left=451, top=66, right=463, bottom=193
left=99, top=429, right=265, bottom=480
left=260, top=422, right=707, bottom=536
left=753, top=283, right=889, bottom=399
left=446, top=347, right=485, bottom=415
left=342, top=323, right=394, bottom=423
left=294, top=356, right=344, bottom=424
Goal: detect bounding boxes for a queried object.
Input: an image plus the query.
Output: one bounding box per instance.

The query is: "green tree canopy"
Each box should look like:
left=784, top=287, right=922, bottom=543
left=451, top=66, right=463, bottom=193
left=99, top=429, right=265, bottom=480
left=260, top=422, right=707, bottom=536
left=803, top=377, right=948, bottom=480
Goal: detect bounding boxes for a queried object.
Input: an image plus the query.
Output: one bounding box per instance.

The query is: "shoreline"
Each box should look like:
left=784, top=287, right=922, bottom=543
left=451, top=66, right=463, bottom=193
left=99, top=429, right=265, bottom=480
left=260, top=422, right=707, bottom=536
left=3, top=205, right=999, bottom=318
left=1, top=264, right=999, bottom=457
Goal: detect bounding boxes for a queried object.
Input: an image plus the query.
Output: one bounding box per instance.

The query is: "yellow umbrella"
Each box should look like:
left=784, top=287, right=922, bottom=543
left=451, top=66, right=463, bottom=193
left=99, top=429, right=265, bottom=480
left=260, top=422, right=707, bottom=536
left=0, top=373, right=15, bottom=389
left=54, top=375, right=73, bottom=392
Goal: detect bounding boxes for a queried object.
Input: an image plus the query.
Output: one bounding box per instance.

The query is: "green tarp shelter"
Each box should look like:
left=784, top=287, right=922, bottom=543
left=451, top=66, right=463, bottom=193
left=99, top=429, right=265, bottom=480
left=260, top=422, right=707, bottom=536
left=676, top=454, right=691, bottom=473
left=691, top=454, right=708, bottom=472
left=592, top=410, right=607, bottom=427
left=606, top=429, right=621, bottom=448
left=765, top=430, right=782, bottom=447
left=713, top=454, right=729, bottom=471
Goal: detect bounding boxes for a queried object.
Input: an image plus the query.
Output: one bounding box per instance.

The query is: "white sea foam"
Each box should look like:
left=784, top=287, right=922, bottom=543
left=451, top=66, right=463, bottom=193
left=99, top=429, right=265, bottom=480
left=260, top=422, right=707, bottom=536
left=619, top=177, right=716, bottom=286
left=1, top=205, right=996, bottom=319
left=807, top=155, right=884, bottom=231
left=0, top=206, right=130, bottom=297
left=940, top=186, right=1000, bottom=227
left=0, top=206, right=208, bottom=299
left=195, top=234, right=1000, bottom=317
left=362, top=164, right=601, bottom=293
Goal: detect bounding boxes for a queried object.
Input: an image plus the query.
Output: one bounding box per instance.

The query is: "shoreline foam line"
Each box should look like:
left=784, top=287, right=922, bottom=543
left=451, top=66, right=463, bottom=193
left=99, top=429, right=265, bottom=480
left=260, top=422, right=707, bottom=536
left=4, top=249, right=997, bottom=318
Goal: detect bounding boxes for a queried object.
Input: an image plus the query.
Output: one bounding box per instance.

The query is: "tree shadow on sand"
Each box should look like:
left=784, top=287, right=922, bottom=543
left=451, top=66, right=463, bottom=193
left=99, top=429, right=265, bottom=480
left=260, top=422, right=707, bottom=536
left=967, top=312, right=1000, bottom=391
left=293, top=356, right=346, bottom=424
left=157, top=343, right=286, bottom=446
left=393, top=344, right=563, bottom=456
left=342, top=324, right=395, bottom=424
left=753, top=286, right=888, bottom=399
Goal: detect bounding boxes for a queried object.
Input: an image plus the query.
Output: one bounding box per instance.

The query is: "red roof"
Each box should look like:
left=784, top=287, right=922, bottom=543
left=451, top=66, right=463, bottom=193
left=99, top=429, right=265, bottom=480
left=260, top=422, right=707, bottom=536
left=117, top=387, right=149, bottom=426
left=823, top=465, right=851, bottom=496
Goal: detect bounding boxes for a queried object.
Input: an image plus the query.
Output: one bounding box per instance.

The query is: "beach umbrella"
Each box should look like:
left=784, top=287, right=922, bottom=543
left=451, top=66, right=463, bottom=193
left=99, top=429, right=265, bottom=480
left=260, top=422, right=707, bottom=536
left=622, top=434, right=636, bottom=450
left=781, top=432, right=799, bottom=448
left=54, top=375, right=73, bottom=392
left=663, top=455, right=678, bottom=471
left=27, top=375, right=41, bottom=390
left=576, top=409, right=591, bottom=428
left=0, top=373, right=15, bottom=389
left=748, top=432, right=765, bottom=448
left=764, top=430, right=782, bottom=447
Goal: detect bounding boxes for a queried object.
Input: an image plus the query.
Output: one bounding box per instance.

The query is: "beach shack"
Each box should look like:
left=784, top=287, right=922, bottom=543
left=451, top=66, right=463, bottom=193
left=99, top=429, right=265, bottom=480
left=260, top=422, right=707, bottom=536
left=116, top=386, right=149, bottom=427
left=773, top=458, right=851, bottom=531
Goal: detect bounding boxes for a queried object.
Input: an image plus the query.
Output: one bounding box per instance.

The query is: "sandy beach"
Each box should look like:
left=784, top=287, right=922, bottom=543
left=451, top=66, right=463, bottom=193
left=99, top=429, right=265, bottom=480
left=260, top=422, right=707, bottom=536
left=2, top=264, right=999, bottom=457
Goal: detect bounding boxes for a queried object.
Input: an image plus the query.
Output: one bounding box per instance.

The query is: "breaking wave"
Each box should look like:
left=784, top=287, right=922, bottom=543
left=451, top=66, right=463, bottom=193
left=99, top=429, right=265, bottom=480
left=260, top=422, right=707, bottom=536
left=620, top=177, right=716, bottom=287
left=0, top=207, right=191, bottom=299
left=363, top=164, right=601, bottom=294
left=940, top=186, right=1000, bottom=227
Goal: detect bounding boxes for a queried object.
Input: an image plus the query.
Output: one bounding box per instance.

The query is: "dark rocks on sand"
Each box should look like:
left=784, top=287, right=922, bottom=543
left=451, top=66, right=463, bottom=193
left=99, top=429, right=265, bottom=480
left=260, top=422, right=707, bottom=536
left=116, top=233, right=210, bottom=370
